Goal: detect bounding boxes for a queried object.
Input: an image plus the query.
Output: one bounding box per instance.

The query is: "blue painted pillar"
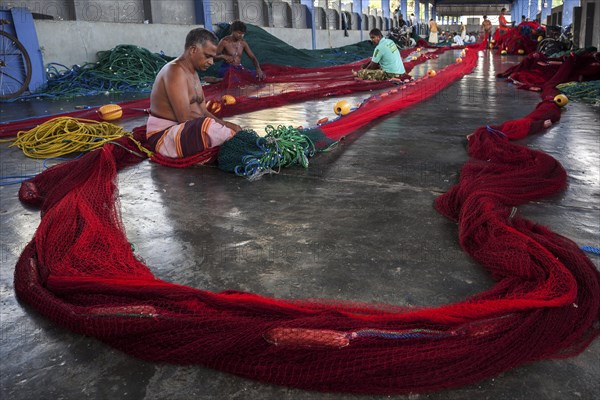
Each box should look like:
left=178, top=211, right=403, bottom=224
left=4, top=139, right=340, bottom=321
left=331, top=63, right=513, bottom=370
left=193, top=0, right=212, bottom=30
left=352, top=0, right=364, bottom=41
left=424, top=1, right=429, bottom=22
left=414, top=0, right=420, bottom=35
left=401, top=0, right=407, bottom=22
left=511, top=0, right=519, bottom=23
left=562, top=0, right=580, bottom=27
left=529, top=0, right=539, bottom=21
left=431, top=6, right=436, bottom=20
left=541, top=0, right=552, bottom=24
left=300, top=0, right=316, bottom=49
left=382, top=0, right=390, bottom=18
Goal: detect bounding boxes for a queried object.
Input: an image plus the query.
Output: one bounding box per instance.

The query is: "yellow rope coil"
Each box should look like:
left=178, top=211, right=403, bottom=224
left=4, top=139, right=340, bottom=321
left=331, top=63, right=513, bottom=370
left=9, top=117, right=130, bottom=159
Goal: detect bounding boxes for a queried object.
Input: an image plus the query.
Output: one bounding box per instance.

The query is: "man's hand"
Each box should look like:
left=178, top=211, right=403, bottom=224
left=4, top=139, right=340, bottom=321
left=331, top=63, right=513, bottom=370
left=256, top=68, right=265, bottom=81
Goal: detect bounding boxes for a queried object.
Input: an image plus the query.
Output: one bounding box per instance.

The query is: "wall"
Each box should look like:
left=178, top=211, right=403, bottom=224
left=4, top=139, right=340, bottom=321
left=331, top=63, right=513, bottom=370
left=34, top=20, right=369, bottom=66
left=35, top=20, right=193, bottom=67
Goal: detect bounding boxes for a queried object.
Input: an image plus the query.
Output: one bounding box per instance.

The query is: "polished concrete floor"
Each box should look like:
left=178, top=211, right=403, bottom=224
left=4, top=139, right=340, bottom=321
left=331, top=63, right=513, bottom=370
left=1, top=50, right=599, bottom=400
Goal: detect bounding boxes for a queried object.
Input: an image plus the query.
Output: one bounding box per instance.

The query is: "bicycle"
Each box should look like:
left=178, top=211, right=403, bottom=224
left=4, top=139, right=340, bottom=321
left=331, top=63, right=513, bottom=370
left=537, top=24, right=574, bottom=56
left=0, top=18, right=32, bottom=100
left=387, top=26, right=415, bottom=49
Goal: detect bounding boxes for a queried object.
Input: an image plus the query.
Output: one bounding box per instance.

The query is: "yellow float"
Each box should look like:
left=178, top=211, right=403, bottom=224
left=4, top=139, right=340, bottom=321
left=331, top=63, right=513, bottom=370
left=222, top=94, right=236, bottom=105
left=333, top=100, right=351, bottom=116
left=554, top=94, right=569, bottom=107
left=97, top=104, right=123, bottom=121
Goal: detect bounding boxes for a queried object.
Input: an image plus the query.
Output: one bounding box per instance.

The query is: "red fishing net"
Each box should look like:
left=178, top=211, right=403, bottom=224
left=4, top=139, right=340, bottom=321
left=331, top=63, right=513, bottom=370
left=11, top=42, right=600, bottom=394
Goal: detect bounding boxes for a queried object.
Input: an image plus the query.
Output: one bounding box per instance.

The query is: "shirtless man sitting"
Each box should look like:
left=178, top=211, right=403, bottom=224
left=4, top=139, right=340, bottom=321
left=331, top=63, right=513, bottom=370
left=215, top=20, right=265, bottom=80
left=147, top=28, right=241, bottom=158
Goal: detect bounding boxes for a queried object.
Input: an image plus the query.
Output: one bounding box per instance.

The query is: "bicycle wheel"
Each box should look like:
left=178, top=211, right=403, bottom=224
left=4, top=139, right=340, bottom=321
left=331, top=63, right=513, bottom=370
left=537, top=38, right=561, bottom=55
left=0, top=30, right=32, bottom=100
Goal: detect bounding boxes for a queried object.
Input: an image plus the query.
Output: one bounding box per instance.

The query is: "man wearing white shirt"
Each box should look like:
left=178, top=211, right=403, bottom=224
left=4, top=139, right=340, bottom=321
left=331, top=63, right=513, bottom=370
left=452, top=32, right=464, bottom=46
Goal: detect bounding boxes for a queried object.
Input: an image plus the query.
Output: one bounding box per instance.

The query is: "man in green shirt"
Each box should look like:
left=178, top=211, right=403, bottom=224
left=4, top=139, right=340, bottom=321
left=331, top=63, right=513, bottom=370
left=355, top=29, right=406, bottom=80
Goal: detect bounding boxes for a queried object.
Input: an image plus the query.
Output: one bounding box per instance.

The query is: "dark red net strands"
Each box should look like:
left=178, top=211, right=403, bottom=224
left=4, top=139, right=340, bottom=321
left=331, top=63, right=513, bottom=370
left=12, top=41, right=600, bottom=394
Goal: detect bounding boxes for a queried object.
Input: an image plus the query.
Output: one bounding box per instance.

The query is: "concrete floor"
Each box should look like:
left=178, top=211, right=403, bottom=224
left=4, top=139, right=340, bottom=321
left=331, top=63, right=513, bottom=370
left=1, top=50, right=599, bottom=399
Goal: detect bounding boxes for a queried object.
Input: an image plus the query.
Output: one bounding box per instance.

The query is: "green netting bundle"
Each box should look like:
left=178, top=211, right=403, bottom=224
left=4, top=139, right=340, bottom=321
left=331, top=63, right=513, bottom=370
left=557, top=80, right=600, bottom=104
left=218, top=125, right=317, bottom=180
left=41, top=45, right=170, bottom=97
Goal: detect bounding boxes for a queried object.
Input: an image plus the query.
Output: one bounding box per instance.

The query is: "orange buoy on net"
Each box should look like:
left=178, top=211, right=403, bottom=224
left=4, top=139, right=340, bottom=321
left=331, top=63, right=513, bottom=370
left=222, top=94, right=236, bottom=105
left=517, top=49, right=525, bottom=55
left=427, top=69, right=436, bottom=77
left=333, top=100, right=351, bottom=116
left=97, top=104, right=123, bottom=121
left=456, top=57, right=463, bottom=63
left=500, top=49, right=508, bottom=55
left=554, top=94, right=569, bottom=107
left=207, top=100, right=222, bottom=114
left=316, top=117, right=329, bottom=125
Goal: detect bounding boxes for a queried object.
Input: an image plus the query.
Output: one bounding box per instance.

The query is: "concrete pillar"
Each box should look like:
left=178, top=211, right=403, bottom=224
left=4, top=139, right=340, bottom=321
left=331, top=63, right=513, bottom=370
left=401, top=0, right=407, bottom=22
left=562, top=0, right=581, bottom=27
left=382, top=0, right=390, bottom=18
left=300, top=0, right=316, bottom=49
left=431, top=5, right=436, bottom=21
left=193, top=0, right=212, bottom=28
left=352, top=0, right=364, bottom=40
left=414, top=0, right=420, bottom=35
left=511, top=0, right=519, bottom=22
left=541, top=0, right=552, bottom=24
left=529, top=0, right=539, bottom=20
left=424, top=1, right=429, bottom=22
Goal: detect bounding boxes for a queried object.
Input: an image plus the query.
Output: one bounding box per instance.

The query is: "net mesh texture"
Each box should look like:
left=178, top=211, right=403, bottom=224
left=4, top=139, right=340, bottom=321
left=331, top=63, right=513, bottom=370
left=10, top=34, right=600, bottom=395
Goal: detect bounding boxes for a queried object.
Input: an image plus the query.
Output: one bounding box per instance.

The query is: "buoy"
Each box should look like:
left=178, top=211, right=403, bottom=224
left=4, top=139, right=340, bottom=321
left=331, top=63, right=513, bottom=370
left=517, top=49, right=525, bottom=55
left=207, top=100, right=222, bottom=114
left=456, top=57, right=463, bottom=63
left=411, top=56, right=417, bottom=61
left=491, top=39, right=496, bottom=44
left=554, top=94, right=569, bottom=107
left=538, top=35, right=543, bottom=42
left=97, top=104, right=123, bottom=121
left=333, top=100, right=351, bottom=116
left=317, top=117, right=329, bottom=125
left=489, top=43, right=494, bottom=49
left=416, top=47, right=422, bottom=52
left=500, top=49, right=507, bottom=55
left=222, top=94, right=236, bottom=105
left=427, top=69, right=436, bottom=77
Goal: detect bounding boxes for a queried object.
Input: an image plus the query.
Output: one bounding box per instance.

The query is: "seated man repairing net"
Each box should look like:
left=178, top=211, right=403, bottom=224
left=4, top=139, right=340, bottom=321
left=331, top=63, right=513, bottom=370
left=215, top=20, right=265, bottom=80
left=146, top=28, right=241, bottom=158
left=354, top=29, right=406, bottom=81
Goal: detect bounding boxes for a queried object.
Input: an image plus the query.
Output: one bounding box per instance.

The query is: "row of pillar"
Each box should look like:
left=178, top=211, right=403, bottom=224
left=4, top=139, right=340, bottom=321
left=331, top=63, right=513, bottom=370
left=511, top=0, right=580, bottom=27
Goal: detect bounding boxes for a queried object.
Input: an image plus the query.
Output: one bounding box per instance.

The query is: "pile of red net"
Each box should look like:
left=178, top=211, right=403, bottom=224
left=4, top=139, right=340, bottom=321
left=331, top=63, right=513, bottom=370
left=12, top=43, right=600, bottom=394
left=492, top=21, right=545, bottom=55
